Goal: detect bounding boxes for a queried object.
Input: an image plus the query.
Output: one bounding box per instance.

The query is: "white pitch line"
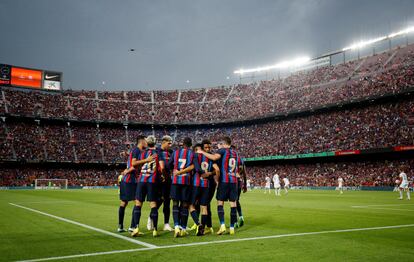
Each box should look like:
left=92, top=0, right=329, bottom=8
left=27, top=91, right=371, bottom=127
left=352, top=204, right=414, bottom=208
left=16, top=224, right=414, bottom=262
left=353, top=207, right=414, bottom=212
left=9, top=203, right=157, bottom=248
left=13, top=200, right=116, bottom=204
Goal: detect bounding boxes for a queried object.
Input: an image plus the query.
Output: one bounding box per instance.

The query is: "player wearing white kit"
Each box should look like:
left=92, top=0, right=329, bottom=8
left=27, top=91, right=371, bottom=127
left=398, top=171, right=410, bottom=200
left=273, top=174, right=281, bottom=196
left=246, top=179, right=252, bottom=191
left=264, top=176, right=271, bottom=194
left=283, top=177, right=290, bottom=195
left=338, top=177, right=344, bottom=194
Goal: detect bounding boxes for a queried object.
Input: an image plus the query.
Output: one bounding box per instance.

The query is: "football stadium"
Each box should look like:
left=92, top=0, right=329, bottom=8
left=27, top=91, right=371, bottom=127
left=1, top=1, right=414, bottom=261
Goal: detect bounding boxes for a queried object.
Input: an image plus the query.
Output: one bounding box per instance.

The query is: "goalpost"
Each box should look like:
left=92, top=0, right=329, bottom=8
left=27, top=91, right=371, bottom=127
left=34, top=179, right=68, bottom=189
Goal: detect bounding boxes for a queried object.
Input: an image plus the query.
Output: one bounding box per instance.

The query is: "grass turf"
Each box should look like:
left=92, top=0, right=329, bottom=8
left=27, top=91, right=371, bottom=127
left=0, top=189, right=413, bottom=261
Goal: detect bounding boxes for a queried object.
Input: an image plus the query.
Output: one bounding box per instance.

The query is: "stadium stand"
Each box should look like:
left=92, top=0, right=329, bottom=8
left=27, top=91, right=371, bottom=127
left=1, top=44, right=413, bottom=124
left=1, top=98, right=413, bottom=162
left=1, top=44, right=414, bottom=187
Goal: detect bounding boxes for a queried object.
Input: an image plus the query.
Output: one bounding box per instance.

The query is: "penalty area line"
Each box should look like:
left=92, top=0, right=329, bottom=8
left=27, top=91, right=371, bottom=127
left=15, top=223, right=414, bottom=262
left=8, top=203, right=157, bottom=249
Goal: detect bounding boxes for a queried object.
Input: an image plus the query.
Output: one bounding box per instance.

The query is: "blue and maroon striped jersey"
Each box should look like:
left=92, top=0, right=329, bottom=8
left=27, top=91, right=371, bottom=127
left=137, top=148, right=160, bottom=183
left=156, top=147, right=172, bottom=168
left=192, top=153, right=214, bottom=188
left=122, top=147, right=141, bottom=184
left=157, top=146, right=172, bottom=182
left=217, top=148, right=240, bottom=184
left=168, top=147, right=194, bottom=185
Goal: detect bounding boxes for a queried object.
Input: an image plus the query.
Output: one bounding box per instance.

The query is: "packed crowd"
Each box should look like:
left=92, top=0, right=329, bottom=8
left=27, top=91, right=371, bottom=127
left=1, top=159, right=412, bottom=188
left=1, top=98, right=413, bottom=162
left=0, top=168, right=117, bottom=187
left=1, top=44, right=414, bottom=124
left=247, top=159, right=414, bottom=187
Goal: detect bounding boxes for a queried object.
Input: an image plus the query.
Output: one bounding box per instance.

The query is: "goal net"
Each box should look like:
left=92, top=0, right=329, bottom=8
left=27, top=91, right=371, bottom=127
left=34, top=179, right=68, bottom=189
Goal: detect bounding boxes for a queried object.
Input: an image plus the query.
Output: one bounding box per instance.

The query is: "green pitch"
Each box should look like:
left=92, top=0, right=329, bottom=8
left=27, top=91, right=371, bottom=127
left=0, top=189, right=413, bottom=262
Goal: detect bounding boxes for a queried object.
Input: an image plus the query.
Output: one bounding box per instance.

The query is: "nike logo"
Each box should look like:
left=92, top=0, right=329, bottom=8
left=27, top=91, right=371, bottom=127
left=45, top=75, right=59, bottom=80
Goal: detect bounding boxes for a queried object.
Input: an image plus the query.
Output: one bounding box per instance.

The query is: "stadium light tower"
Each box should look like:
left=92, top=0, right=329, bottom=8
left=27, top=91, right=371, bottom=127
left=234, top=56, right=310, bottom=75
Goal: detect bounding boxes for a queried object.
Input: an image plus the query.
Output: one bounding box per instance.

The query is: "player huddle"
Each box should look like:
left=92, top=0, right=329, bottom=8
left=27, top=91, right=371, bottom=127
left=117, top=135, right=247, bottom=238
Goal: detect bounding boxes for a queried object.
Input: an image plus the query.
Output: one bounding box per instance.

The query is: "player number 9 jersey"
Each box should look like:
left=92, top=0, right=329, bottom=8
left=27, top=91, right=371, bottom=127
left=218, top=148, right=240, bottom=184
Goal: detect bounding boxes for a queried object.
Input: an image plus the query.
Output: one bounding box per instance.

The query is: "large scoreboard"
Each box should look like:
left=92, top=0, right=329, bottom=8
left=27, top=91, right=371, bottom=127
left=0, top=64, right=62, bottom=91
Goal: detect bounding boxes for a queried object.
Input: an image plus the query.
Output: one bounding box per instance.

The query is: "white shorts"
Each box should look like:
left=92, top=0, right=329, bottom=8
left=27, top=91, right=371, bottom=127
left=285, top=184, right=290, bottom=188
left=274, top=184, right=281, bottom=189
left=265, top=184, right=270, bottom=189
left=399, top=182, right=408, bottom=189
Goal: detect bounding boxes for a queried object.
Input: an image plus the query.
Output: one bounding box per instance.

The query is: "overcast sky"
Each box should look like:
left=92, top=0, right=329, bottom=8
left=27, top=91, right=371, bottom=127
left=1, top=0, right=414, bottom=91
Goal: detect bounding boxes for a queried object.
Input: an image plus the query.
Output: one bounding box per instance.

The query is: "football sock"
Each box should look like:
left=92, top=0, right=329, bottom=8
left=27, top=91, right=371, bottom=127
left=201, top=214, right=208, bottom=226
left=150, top=207, right=158, bottom=230
left=217, top=205, right=225, bottom=225
left=163, top=199, right=171, bottom=224
left=190, top=210, right=200, bottom=225
left=230, top=207, right=237, bottom=228
left=181, top=207, right=189, bottom=229
left=172, top=204, right=180, bottom=227
left=206, top=204, right=212, bottom=227
left=236, top=201, right=243, bottom=217
left=133, top=206, right=142, bottom=227
left=118, top=206, right=125, bottom=228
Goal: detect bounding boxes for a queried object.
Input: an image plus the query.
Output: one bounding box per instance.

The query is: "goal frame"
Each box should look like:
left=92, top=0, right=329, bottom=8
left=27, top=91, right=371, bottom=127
left=34, top=179, right=68, bottom=189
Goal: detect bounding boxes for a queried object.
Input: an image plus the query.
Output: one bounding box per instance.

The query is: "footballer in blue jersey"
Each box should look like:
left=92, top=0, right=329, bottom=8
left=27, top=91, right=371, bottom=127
left=145, top=135, right=174, bottom=232
left=196, top=136, right=241, bottom=235
left=131, top=135, right=165, bottom=237
left=117, top=136, right=147, bottom=233
left=189, top=142, right=219, bottom=236
left=202, top=139, right=219, bottom=233
left=167, top=137, right=195, bottom=237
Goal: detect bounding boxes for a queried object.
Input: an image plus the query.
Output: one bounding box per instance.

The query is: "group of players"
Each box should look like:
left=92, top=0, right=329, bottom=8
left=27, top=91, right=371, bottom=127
left=263, top=172, right=411, bottom=199
left=117, top=135, right=247, bottom=238
left=264, top=174, right=290, bottom=195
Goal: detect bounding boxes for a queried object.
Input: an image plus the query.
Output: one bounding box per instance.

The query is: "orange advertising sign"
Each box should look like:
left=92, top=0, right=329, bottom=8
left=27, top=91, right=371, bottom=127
left=11, top=67, right=42, bottom=88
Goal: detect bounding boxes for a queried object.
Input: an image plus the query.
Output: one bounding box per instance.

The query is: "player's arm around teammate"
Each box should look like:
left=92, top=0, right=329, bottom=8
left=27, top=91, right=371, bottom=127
left=189, top=144, right=217, bottom=236
left=131, top=136, right=163, bottom=237
left=118, top=136, right=147, bottom=233
left=197, top=136, right=239, bottom=235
